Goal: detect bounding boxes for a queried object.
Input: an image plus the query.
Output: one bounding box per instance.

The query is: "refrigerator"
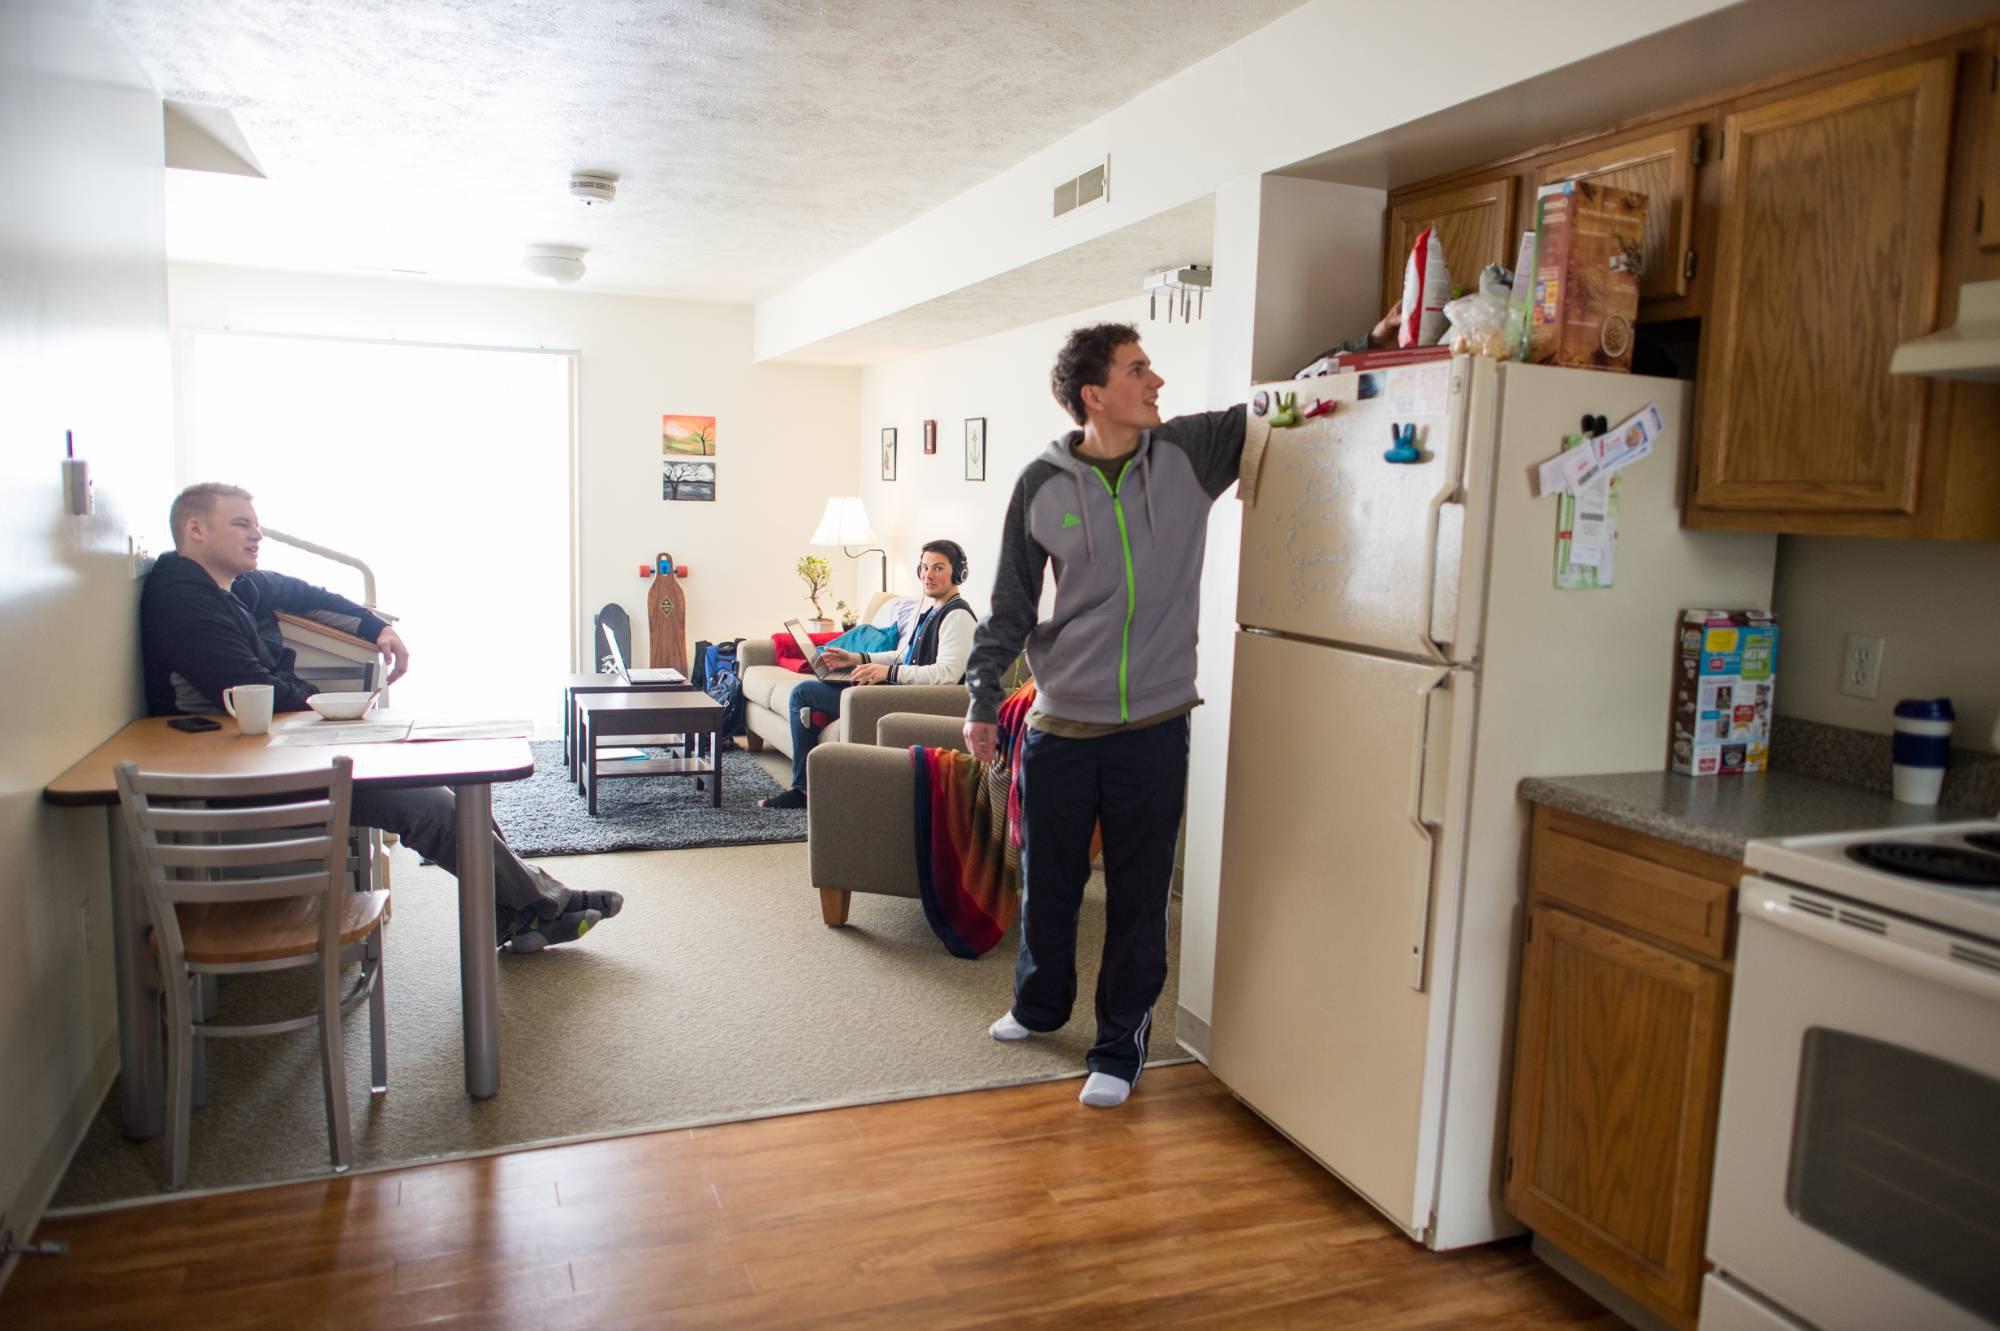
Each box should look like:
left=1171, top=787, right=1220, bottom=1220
left=1207, top=356, right=1775, bottom=1250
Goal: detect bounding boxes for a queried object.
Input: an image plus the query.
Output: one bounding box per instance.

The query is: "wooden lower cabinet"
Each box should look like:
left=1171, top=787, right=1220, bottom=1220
left=1506, top=807, right=1740, bottom=1330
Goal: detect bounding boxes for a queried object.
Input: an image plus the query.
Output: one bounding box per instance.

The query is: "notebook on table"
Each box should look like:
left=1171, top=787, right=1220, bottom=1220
left=784, top=619, right=854, bottom=682
left=602, top=624, right=684, bottom=685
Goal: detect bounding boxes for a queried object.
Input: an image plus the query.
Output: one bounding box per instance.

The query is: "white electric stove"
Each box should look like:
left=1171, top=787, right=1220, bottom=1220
left=1702, top=818, right=2000, bottom=1331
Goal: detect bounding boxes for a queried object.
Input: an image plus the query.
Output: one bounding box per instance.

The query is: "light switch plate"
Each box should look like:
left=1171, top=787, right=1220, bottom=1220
left=1840, top=633, right=1885, bottom=700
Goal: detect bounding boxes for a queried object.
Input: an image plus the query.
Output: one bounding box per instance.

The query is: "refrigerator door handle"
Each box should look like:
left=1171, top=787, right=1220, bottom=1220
left=1405, top=672, right=1448, bottom=991
left=1414, top=410, right=1467, bottom=665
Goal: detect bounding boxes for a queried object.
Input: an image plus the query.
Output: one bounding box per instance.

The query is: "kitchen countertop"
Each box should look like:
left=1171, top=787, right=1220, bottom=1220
left=1519, top=770, right=1990, bottom=860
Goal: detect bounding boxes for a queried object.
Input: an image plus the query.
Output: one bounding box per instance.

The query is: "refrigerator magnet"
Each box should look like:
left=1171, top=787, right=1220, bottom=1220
left=1384, top=422, right=1422, bottom=464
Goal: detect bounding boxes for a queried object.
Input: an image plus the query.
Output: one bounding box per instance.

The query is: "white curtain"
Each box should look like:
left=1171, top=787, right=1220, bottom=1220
left=182, top=332, right=572, bottom=723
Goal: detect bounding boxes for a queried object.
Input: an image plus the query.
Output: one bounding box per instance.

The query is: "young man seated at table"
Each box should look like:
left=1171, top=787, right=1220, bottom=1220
left=140, top=483, right=621, bottom=953
left=759, top=538, right=976, bottom=811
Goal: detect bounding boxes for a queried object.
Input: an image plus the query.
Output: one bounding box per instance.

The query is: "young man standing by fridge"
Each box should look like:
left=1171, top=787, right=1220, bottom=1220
left=964, top=323, right=1266, bottom=1108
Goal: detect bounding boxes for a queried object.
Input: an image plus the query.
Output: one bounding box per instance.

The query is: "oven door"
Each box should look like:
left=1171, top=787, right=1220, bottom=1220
left=1706, top=879, right=2000, bottom=1331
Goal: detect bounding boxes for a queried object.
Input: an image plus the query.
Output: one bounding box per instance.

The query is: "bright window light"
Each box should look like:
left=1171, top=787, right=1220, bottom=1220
left=183, top=332, right=573, bottom=724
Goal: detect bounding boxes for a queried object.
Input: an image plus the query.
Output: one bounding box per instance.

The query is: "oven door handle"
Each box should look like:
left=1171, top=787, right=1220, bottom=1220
left=1745, top=881, right=2000, bottom=1004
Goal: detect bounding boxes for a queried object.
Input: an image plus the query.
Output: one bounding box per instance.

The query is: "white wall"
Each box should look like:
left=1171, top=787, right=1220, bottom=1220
left=754, top=0, right=1738, bottom=360
left=165, top=266, right=861, bottom=677
left=853, top=293, right=1211, bottom=613
left=1774, top=536, right=2000, bottom=753
left=1180, top=175, right=1391, bottom=1036
left=1, top=0, right=172, bottom=1262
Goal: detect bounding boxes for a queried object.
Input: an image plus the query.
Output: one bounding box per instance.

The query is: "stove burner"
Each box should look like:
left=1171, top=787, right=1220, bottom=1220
left=1967, top=831, right=2000, bottom=855
left=1847, top=842, right=2000, bottom=889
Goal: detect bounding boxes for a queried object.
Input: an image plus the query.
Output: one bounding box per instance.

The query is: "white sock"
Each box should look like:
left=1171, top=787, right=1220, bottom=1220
left=1079, top=1072, right=1132, bottom=1108
left=989, top=1011, right=1033, bottom=1042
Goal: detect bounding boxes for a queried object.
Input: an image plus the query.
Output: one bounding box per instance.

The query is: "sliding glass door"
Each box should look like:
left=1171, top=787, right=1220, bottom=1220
left=181, top=331, right=574, bottom=724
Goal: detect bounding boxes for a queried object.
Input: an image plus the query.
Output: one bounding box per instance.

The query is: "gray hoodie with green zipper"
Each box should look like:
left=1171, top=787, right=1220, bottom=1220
left=965, top=405, right=1260, bottom=727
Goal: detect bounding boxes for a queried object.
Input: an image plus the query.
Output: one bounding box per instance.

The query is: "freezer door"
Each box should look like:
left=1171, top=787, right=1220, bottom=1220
left=1209, top=630, right=1459, bottom=1235
left=1238, top=359, right=1473, bottom=662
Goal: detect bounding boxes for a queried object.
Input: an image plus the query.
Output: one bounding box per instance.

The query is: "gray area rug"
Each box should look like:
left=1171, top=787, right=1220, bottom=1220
left=50, top=839, right=1184, bottom=1210
left=491, top=740, right=804, bottom=856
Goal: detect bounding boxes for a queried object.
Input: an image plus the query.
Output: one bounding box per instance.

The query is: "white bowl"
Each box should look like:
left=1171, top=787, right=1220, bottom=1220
left=306, top=692, right=377, bottom=721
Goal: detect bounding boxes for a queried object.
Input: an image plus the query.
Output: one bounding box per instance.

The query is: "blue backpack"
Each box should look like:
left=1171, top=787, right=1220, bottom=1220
left=700, top=639, right=746, bottom=738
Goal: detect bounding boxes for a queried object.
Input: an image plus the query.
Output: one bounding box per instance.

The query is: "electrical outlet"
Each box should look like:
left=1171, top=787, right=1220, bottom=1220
left=128, top=535, right=155, bottom=580
left=1841, top=633, right=1885, bottom=700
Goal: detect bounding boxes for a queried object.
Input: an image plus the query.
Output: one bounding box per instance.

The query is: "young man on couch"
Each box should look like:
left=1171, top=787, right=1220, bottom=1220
left=759, top=539, right=976, bottom=810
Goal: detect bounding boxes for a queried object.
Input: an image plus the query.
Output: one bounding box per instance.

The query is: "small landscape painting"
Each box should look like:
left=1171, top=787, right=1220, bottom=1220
left=662, top=414, right=716, bottom=456
left=663, top=460, right=716, bottom=501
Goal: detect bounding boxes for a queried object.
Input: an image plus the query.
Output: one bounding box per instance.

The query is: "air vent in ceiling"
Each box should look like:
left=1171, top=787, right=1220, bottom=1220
left=1052, top=156, right=1111, bottom=221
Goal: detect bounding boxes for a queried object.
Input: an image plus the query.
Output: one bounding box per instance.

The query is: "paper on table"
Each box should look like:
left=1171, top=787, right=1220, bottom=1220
left=408, top=721, right=535, bottom=741
left=267, top=720, right=413, bottom=746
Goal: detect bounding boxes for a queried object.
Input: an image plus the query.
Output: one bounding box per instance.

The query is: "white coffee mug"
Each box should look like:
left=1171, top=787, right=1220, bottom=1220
left=221, top=684, right=276, bottom=736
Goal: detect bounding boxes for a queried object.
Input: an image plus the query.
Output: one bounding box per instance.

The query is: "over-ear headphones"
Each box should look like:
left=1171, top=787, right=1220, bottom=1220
left=917, top=540, right=969, bottom=585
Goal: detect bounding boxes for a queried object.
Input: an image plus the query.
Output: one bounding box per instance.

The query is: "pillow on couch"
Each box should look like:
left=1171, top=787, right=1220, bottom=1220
left=771, top=628, right=841, bottom=674
left=827, top=622, right=899, bottom=655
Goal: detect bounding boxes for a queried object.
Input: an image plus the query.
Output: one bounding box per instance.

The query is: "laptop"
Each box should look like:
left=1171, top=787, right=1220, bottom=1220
left=601, top=624, right=684, bottom=685
left=784, top=619, right=855, bottom=682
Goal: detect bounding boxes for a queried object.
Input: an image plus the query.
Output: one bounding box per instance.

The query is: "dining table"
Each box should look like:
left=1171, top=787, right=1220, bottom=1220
left=44, top=714, right=534, bottom=1139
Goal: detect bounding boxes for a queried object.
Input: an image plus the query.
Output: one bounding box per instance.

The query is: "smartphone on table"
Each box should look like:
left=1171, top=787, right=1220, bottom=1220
left=168, top=715, right=221, bottom=733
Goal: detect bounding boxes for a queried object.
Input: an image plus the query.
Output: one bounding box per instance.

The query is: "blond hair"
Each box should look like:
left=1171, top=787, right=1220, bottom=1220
left=169, top=482, right=254, bottom=550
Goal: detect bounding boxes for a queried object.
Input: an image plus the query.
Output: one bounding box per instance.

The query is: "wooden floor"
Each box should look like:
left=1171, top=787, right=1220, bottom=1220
left=2, top=1064, right=1617, bottom=1330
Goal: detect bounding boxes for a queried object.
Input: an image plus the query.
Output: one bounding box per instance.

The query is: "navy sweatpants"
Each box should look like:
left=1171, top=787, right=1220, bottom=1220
left=1011, top=714, right=1190, bottom=1083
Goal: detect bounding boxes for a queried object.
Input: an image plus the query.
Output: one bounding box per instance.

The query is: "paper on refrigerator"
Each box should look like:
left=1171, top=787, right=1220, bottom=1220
left=1555, top=436, right=1618, bottom=589
left=1530, top=401, right=1662, bottom=497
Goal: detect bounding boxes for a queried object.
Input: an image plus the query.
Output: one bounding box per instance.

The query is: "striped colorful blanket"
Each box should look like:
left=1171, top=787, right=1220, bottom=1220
left=909, top=681, right=1037, bottom=959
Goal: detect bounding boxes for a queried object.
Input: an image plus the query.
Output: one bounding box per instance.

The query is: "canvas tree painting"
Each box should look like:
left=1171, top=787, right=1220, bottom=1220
left=663, top=460, right=716, bottom=501
left=662, top=414, right=716, bottom=455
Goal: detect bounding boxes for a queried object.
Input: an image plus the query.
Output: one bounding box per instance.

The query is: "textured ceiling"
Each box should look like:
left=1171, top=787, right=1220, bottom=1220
left=781, top=195, right=1215, bottom=364
left=104, top=0, right=1304, bottom=303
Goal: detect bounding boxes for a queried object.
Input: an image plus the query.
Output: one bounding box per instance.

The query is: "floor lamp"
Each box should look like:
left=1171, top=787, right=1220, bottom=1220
left=810, top=496, right=887, bottom=593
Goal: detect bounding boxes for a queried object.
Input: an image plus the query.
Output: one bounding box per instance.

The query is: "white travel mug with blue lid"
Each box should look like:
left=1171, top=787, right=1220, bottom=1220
left=1891, top=697, right=1954, bottom=805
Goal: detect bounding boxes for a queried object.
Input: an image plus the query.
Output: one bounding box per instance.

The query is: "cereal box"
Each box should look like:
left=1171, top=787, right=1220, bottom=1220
left=1670, top=610, right=1779, bottom=777
left=1526, top=180, right=1648, bottom=373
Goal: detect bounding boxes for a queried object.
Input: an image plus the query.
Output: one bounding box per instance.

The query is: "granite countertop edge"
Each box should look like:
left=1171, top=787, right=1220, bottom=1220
left=1519, top=771, right=1988, bottom=862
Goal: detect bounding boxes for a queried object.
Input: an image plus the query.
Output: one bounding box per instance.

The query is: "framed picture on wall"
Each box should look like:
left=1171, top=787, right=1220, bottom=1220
left=923, top=419, right=937, bottom=455
left=964, top=417, right=986, bottom=481
left=880, top=427, right=897, bottom=481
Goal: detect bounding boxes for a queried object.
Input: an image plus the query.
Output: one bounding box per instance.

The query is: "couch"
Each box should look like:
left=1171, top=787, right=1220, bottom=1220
left=736, top=591, right=970, bottom=756
left=805, top=711, right=967, bottom=925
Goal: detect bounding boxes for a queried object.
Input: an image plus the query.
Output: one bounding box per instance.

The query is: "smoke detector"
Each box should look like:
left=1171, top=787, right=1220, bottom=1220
left=522, top=245, right=586, bottom=285
left=569, top=172, right=618, bottom=208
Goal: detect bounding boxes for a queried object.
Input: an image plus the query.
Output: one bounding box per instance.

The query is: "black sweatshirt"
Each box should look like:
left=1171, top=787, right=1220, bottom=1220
left=141, top=551, right=387, bottom=716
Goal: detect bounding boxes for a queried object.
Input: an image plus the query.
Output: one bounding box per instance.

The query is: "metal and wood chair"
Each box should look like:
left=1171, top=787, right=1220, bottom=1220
left=113, top=756, right=390, bottom=1191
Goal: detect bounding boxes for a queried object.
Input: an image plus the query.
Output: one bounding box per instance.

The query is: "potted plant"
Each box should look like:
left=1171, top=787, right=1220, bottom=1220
left=796, top=555, right=834, bottom=630
left=836, top=600, right=859, bottom=630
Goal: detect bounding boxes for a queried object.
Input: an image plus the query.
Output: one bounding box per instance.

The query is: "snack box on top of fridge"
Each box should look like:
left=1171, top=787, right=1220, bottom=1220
left=1670, top=609, right=1779, bottom=777
left=1526, top=180, right=1648, bottom=373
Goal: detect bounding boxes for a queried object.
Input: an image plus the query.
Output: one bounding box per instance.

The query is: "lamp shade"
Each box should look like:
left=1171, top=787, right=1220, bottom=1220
left=810, top=496, right=878, bottom=546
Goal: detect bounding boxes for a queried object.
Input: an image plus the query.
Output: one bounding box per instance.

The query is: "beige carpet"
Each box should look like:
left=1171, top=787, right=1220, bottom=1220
left=51, top=829, right=1184, bottom=1210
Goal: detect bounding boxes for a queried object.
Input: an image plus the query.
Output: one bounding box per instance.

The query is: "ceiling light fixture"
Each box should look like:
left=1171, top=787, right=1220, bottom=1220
left=522, top=244, right=586, bottom=285
left=569, top=172, right=618, bottom=208
left=1144, top=263, right=1212, bottom=323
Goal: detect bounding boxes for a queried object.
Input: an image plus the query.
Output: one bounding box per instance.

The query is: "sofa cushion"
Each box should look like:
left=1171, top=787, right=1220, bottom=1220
left=827, top=622, right=899, bottom=654
left=770, top=629, right=839, bottom=674
left=741, top=664, right=805, bottom=714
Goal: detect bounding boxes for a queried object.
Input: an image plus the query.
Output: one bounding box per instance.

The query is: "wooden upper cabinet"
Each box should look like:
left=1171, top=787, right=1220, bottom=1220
left=1537, top=126, right=1699, bottom=303
left=1383, top=176, right=1517, bottom=312
left=1506, top=904, right=1729, bottom=1330
left=1693, top=57, right=1956, bottom=515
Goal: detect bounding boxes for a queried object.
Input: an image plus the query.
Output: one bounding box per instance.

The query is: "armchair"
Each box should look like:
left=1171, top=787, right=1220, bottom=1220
left=806, top=712, right=965, bottom=926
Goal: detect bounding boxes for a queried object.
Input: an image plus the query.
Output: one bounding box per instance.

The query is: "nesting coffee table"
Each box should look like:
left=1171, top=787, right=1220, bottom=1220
left=562, top=670, right=690, bottom=783
left=575, top=691, right=726, bottom=814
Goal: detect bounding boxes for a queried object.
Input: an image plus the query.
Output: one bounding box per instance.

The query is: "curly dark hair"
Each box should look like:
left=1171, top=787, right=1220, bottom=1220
left=1051, top=322, right=1141, bottom=426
